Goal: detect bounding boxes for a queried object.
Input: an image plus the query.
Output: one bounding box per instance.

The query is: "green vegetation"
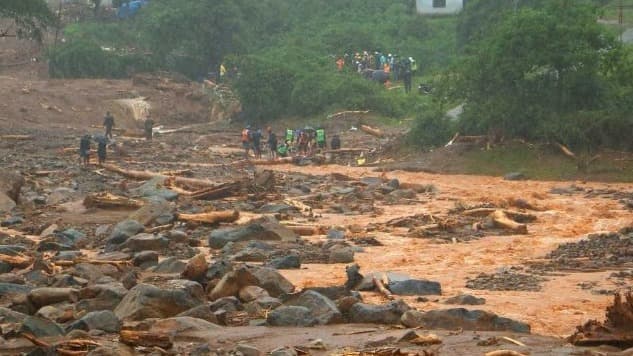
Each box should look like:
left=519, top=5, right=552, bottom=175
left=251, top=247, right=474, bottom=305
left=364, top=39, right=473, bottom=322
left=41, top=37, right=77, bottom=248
left=0, top=0, right=55, bottom=42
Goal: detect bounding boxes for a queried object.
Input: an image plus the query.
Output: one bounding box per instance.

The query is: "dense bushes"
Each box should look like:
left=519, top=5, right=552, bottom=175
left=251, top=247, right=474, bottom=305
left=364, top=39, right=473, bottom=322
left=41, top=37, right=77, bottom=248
left=48, top=40, right=152, bottom=78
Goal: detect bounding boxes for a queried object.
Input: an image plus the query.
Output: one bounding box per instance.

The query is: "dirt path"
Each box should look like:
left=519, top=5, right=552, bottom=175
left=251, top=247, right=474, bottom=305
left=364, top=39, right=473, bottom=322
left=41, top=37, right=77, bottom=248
left=265, top=164, right=633, bottom=336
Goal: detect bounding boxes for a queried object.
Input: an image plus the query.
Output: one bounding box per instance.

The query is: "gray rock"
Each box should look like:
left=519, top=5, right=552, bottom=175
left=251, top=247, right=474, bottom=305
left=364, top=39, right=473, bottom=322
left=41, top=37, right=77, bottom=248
left=327, top=229, right=346, bottom=240
left=28, top=287, right=78, bottom=308
left=389, top=189, right=417, bottom=200
left=239, top=286, right=269, bottom=303
left=177, top=304, right=219, bottom=324
left=167, top=229, right=188, bottom=243
left=349, top=300, right=411, bottom=324
left=47, top=187, right=76, bottom=205
left=387, top=179, right=400, bottom=189
left=413, top=308, right=531, bottom=333
left=54, top=250, right=83, bottom=262
left=356, top=272, right=411, bottom=291
left=270, top=347, right=298, bottom=356
left=250, top=266, right=295, bottom=297
left=95, top=225, right=110, bottom=237
left=76, top=283, right=128, bottom=313
left=0, top=306, right=27, bottom=323
left=206, top=259, right=233, bottom=280
left=56, top=228, right=86, bottom=247
left=388, top=279, right=441, bottom=296
left=132, top=251, right=159, bottom=268
left=67, top=310, right=121, bottom=333
left=1, top=216, right=23, bottom=227
left=256, top=203, right=295, bottom=214
left=328, top=246, right=355, bottom=263
left=129, top=196, right=175, bottom=226
left=20, top=316, right=65, bottom=337
left=235, top=344, right=262, bottom=356
left=114, top=280, right=205, bottom=321
left=266, top=253, right=301, bottom=270
left=0, top=245, right=26, bottom=255
left=107, top=220, right=144, bottom=246
left=267, top=306, right=317, bottom=327
left=118, top=233, right=169, bottom=252
left=400, top=310, right=425, bottom=328
left=208, top=218, right=298, bottom=249
left=444, top=294, right=486, bottom=305
left=132, top=177, right=179, bottom=201
left=152, top=257, right=186, bottom=274
left=504, top=172, right=527, bottom=181
left=150, top=316, right=221, bottom=335
left=287, top=290, right=342, bottom=325
left=35, top=305, right=68, bottom=322
left=0, top=261, right=12, bottom=273
left=209, top=297, right=242, bottom=313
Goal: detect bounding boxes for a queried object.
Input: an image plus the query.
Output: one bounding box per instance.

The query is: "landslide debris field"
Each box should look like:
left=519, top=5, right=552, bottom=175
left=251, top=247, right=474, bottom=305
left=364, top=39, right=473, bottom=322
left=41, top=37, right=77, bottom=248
left=2, top=71, right=633, bottom=355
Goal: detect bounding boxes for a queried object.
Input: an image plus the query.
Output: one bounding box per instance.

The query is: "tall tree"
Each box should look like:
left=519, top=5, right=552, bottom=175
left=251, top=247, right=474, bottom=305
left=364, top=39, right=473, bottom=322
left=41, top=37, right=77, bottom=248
left=0, top=0, right=55, bottom=42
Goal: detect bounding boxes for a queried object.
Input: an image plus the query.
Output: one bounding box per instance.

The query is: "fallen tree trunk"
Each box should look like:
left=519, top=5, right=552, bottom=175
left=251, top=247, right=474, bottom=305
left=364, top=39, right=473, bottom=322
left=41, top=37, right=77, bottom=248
left=249, top=157, right=295, bottom=165
left=491, top=210, right=528, bottom=234
left=0, top=135, right=32, bottom=140
left=101, top=164, right=220, bottom=188
left=462, top=208, right=537, bottom=223
left=189, top=182, right=243, bottom=200
left=360, top=124, right=384, bottom=138
left=326, top=110, right=370, bottom=120
left=83, top=192, right=144, bottom=210
left=119, top=330, right=173, bottom=349
left=177, top=210, right=239, bottom=225
left=54, top=259, right=131, bottom=271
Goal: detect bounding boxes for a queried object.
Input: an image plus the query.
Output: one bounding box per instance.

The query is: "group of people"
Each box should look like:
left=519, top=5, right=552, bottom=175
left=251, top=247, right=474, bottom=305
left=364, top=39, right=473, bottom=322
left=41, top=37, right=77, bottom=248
left=335, top=50, right=418, bottom=93
left=79, top=111, right=155, bottom=167
left=241, top=126, right=341, bottom=160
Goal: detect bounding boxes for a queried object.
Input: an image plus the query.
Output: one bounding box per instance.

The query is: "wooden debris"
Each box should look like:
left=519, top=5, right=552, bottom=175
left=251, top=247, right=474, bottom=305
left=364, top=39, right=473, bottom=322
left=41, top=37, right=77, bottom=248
left=373, top=275, right=394, bottom=300
left=327, top=110, right=370, bottom=120
left=145, top=224, right=174, bottom=234
left=21, top=332, right=101, bottom=355
left=54, top=258, right=132, bottom=271
left=283, top=198, right=313, bottom=217
left=83, top=192, right=144, bottom=210
left=177, top=210, right=239, bottom=225
left=501, top=336, right=526, bottom=347
left=485, top=351, right=526, bottom=356
left=101, top=163, right=220, bottom=189
left=119, top=329, right=173, bottom=349
left=0, top=253, right=32, bottom=269
left=283, top=224, right=322, bottom=236
left=410, top=334, right=442, bottom=346
left=491, top=210, right=528, bottom=234
left=360, top=124, right=384, bottom=138
left=569, top=292, right=633, bottom=348
left=185, top=182, right=243, bottom=200
left=0, top=135, right=32, bottom=140
left=461, top=208, right=536, bottom=222
left=250, top=157, right=295, bottom=165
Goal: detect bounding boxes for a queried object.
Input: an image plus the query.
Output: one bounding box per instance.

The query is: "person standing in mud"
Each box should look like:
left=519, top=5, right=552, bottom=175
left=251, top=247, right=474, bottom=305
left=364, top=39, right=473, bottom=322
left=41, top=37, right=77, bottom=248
left=331, top=134, right=341, bottom=150
left=267, top=127, right=278, bottom=160
left=252, top=128, right=263, bottom=159
left=79, top=134, right=91, bottom=166
left=144, top=117, right=154, bottom=141
left=96, top=136, right=107, bottom=166
left=241, top=126, right=252, bottom=158
left=316, top=127, right=327, bottom=150
left=103, top=111, right=115, bottom=139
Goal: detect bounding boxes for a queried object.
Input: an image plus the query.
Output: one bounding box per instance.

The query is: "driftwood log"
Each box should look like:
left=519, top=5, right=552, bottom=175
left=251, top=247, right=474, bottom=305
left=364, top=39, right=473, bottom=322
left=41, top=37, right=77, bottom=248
left=177, top=210, right=239, bottom=225
left=0, top=253, right=32, bottom=269
left=119, top=329, right=173, bottom=349
left=83, top=192, right=144, bottom=210
left=490, top=210, right=528, bottom=234
left=101, top=164, right=219, bottom=189
left=373, top=275, right=394, bottom=300
left=360, top=124, right=384, bottom=138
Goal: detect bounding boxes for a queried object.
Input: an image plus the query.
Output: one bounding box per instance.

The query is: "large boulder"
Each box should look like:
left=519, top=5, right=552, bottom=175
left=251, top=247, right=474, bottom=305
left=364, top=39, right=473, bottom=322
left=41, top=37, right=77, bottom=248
left=128, top=197, right=175, bottom=226
left=249, top=266, right=295, bottom=297
left=107, top=220, right=144, bottom=246
left=266, top=253, right=301, bottom=270
left=0, top=171, right=24, bottom=205
left=66, top=310, right=121, bottom=333
left=131, top=177, right=179, bottom=201
left=114, top=280, right=205, bottom=321
left=117, top=233, right=169, bottom=252
left=76, top=283, right=129, bottom=313
left=388, top=279, right=441, bottom=296
left=349, top=300, right=411, bottom=324
left=208, top=218, right=299, bottom=249
left=412, top=308, right=531, bottom=333
left=152, top=257, right=187, bottom=274
left=0, top=307, right=28, bottom=323
left=286, top=290, right=342, bottom=325
left=208, top=266, right=258, bottom=301
left=267, top=306, right=317, bottom=327
left=20, top=316, right=65, bottom=337
left=443, top=294, right=486, bottom=305
left=28, top=288, right=78, bottom=309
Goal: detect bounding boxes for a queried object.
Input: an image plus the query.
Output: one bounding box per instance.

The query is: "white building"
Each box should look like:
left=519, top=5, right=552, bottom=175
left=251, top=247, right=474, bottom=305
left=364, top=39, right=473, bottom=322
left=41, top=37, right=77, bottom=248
left=416, top=0, right=464, bottom=15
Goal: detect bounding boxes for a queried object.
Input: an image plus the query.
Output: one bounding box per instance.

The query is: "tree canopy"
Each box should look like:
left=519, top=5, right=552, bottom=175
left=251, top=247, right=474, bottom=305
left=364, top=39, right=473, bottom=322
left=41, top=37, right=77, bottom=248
left=0, top=0, right=55, bottom=42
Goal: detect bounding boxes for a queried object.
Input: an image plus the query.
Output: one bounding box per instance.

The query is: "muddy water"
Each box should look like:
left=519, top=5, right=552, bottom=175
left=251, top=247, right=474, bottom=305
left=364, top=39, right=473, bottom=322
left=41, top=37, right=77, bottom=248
left=268, top=164, right=633, bottom=336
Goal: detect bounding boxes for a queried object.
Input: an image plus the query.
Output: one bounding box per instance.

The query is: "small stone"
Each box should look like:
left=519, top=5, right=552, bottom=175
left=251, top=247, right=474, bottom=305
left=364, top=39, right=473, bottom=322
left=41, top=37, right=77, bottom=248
left=267, top=306, right=317, bottom=327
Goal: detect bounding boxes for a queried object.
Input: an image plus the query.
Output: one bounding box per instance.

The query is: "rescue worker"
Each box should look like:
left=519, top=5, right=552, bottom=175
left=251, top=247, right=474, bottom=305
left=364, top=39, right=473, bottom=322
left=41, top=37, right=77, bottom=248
left=403, top=64, right=413, bottom=94
left=277, top=140, right=290, bottom=158
left=79, top=134, right=91, bottom=166
left=331, top=134, right=341, bottom=150
left=242, top=126, right=252, bottom=158
left=103, top=111, right=115, bottom=139
left=285, top=128, right=294, bottom=143
left=96, top=136, right=107, bottom=166
left=316, top=127, right=326, bottom=150
left=267, top=127, right=277, bottom=160
left=252, top=128, right=262, bottom=159
left=144, top=117, right=154, bottom=141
